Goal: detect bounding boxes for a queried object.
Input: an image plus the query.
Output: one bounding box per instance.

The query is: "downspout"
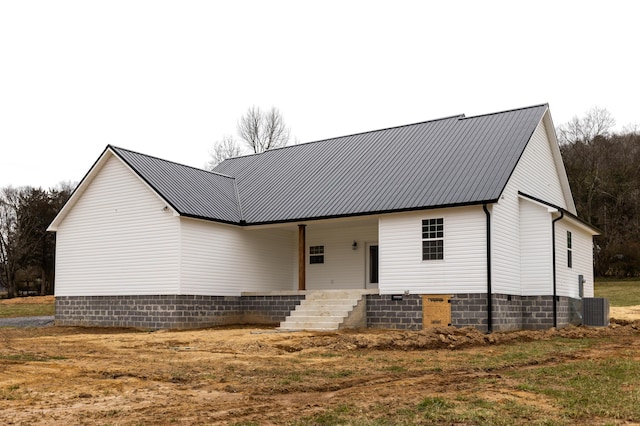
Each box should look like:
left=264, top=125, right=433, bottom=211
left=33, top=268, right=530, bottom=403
left=551, top=211, right=564, bottom=328
left=483, top=204, right=492, bottom=333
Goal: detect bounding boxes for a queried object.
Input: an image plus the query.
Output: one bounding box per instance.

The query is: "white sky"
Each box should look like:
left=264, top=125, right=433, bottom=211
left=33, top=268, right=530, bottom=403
left=1, top=0, right=638, bottom=189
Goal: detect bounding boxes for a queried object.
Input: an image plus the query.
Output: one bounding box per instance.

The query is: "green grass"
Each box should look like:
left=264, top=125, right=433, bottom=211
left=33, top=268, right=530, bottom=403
left=287, top=336, right=640, bottom=425
left=0, top=353, right=66, bottom=362
left=595, top=279, right=640, bottom=306
left=0, top=303, right=54, bottom=318
left=508, top=357, right=640, bottom=421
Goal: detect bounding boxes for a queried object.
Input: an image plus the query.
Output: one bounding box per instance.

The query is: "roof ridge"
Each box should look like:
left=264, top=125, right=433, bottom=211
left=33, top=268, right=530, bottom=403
left=108, top=145, right=234, bottom=179
left=220, top=114, right=466, bottom=162
left=458, top=103, right=548, bottom=121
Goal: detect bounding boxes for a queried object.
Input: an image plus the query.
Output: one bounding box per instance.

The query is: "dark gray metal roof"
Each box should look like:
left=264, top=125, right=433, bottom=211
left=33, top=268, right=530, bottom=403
left=110, top=146, right=242, bottom=224
left=109, top=104, right=549, bottom=225
left=214, top=104, right=549, bottom=224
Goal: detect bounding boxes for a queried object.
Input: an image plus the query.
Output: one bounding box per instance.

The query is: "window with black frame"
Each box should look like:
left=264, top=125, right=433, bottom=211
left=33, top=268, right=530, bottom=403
left=422, top=218, right=444, bottom=260
left=309, top=245, right=324, bottom=264
left=567, top=231, right=572, bottom=268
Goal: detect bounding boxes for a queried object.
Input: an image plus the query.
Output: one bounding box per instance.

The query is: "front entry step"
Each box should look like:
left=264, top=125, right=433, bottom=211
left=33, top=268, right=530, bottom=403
left=278, top=290, right=368, bottom=331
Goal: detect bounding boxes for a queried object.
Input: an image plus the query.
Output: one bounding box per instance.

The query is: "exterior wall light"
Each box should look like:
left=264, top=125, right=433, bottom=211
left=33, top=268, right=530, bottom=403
left=352, top=241, right=358, bottom=250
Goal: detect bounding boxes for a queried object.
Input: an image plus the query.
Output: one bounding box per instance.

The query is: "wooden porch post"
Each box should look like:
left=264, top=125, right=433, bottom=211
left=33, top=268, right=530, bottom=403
left=298, top=224, right=306, bottom=291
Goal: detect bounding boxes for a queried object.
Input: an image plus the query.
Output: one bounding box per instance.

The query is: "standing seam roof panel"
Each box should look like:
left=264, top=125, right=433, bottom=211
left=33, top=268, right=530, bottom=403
left=101, top=104, right=550, bottom=225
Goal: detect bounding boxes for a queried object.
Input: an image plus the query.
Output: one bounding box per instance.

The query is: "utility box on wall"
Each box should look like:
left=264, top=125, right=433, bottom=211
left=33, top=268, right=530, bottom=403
left=422, top=295, right=452, bottom=327
left=582, top=297, right=610, bottom=327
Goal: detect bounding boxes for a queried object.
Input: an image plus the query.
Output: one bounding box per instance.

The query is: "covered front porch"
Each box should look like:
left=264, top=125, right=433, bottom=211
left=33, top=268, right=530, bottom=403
left=249, top=215, right=381, bottom=292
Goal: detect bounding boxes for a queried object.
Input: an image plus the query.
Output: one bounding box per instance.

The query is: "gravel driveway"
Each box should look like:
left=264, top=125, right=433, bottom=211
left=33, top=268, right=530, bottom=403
left=0, top=316, right=54, bottom=327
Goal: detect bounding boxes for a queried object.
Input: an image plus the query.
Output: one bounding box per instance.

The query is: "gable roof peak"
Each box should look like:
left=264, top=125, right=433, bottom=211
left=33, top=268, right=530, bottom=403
left=108, top=145, right=235, bottom=179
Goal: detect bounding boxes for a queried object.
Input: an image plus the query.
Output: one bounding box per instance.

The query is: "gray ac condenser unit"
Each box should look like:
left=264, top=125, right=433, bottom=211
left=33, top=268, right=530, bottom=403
left=582, top=298, right=610, bottom=327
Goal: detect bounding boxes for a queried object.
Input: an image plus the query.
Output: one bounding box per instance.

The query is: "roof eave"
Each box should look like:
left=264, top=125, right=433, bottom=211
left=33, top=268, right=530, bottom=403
left=518, top=191, right=601, bottom=235
left=238, top=199, right=500, bottom=227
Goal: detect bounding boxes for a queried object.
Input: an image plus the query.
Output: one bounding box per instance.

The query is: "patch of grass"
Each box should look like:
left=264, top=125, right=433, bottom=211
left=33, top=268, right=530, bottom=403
left=508, top=357, right=640, bottom=421
left=0, top=386, right=22, bottom=401
left=300, top=410, right=346, bottom=425
left=383, top=365, right=407, bottom=373
left=0, top=303, right=54, bottom=318
left=417, top=396, right=453, bottom=418
left=0, top=353, right=65, bottom=362
left=279, top=373, right=302, bottom=385
left=328, top=369, right=354, bottom=378
left=319, top=352, right=342, bottom=358
left=463, top=337, right=596, bottom=370
left=595, top=279, right=640, bottom=306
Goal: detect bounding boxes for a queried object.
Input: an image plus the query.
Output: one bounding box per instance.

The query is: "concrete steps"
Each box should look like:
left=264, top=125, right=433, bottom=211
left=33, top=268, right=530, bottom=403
left=278, top=290, right=368, bottom=331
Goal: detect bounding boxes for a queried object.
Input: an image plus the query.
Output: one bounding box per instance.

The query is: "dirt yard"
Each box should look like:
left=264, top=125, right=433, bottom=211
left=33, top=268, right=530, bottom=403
left=0, top=318, right=639, bottom=424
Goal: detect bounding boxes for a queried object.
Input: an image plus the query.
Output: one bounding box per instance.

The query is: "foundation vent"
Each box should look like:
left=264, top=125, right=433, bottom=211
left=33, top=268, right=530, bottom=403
left=582, top=298, right=610, bottom=327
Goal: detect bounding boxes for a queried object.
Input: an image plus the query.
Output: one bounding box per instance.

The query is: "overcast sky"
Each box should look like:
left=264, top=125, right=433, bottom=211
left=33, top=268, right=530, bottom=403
left=1, top=0, right=638, bottom=189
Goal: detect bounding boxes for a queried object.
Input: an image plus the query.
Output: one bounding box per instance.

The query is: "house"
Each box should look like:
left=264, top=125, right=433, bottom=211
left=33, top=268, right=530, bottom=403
left=48, top=104, right=599, bottom=332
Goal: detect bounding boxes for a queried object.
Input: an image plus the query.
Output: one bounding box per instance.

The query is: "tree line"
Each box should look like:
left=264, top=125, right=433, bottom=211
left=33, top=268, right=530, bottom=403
left=559, top=107, right=640, bottom=277
left=0, top=184, right=73, bottom=297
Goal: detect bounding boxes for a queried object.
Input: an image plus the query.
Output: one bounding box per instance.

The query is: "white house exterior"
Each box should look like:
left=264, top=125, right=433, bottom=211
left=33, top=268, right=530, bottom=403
left=49, top=104, right=599, bottom=331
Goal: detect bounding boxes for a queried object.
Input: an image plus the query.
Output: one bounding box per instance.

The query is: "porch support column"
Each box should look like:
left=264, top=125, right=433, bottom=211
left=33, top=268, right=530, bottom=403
left=298, top=224, right=306, bottom=291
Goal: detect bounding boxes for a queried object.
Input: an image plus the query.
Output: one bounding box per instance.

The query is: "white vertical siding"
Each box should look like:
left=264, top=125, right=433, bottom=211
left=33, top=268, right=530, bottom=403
left=378, top=206, right=487, bottom=295
left=305, top=223, right=378, bottom=290
left=180, top=218, right=294, bottom=296
left=519, top=199, right=553, bottom=296
left=493, top=119, right=568, bottom=294
left=55, top=154, right=181, bottom=296
left=556, top=222, right=595, bottom=298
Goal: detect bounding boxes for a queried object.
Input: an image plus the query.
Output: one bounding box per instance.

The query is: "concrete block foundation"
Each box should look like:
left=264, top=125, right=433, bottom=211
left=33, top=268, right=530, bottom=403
left=56, top=292, right=582, bottom=331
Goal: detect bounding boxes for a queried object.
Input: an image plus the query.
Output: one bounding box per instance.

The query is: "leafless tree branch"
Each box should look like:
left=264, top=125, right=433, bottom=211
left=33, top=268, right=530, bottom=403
left=206, top=135, right=244, bottom=169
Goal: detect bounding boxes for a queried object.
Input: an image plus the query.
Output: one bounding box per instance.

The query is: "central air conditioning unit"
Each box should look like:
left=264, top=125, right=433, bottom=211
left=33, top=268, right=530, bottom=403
left=582, top=298, right=610, bottom=327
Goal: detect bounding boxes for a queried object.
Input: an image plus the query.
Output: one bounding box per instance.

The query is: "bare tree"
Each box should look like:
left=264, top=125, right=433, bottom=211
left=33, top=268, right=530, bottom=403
left=236, top=106, right=291, bottom=153
left=0, top=187, right=18, bottom=296
left=0, top=184, right=73, bottom=297
left=206, top=134, right=244, bottom=170
left=557, top=106, right=615, bottom=145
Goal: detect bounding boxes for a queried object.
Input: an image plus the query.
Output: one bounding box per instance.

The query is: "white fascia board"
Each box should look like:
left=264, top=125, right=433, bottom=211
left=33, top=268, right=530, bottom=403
left=559, top=214, right=601, bottom=236
left=542, top=109, right=577, bottom=214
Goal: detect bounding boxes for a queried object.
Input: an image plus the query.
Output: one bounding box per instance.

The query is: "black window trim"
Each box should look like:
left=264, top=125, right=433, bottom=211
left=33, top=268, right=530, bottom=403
left=309, top=245, right=324, bottom=264
left=422, top=218, right=444, bottom=261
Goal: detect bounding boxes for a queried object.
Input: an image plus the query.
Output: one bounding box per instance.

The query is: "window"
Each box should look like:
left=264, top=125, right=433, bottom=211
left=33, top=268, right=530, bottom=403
left=422, top=218, right=444, bottom=260
left=309, top=245, right=324, bottom=264
left=567, top=231, right=572, bottom=268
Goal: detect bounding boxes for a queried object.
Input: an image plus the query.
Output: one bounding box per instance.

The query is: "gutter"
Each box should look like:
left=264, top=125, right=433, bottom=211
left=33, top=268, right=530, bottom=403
left=551, top=211, right=564, bottom=328
left=483, top=204, right=492, bottom=333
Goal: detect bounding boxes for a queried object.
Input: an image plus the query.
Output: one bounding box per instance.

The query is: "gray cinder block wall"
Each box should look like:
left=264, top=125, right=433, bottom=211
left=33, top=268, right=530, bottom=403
left=366, top=294, right=422, bottom=330
left=55, top=295, right=303, bottom=329
left=56, top=293, right=580, bottom=331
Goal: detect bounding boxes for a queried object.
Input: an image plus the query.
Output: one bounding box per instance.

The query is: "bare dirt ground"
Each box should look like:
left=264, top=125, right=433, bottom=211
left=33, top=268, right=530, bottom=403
left=610, top=305, right=640, bottom=320
left=1, top=317, right=640, bottom=425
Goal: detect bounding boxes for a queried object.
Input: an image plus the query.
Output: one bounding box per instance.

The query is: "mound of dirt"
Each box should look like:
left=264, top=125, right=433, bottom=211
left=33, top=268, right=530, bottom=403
left=275, top=320, right=640, bottom=352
